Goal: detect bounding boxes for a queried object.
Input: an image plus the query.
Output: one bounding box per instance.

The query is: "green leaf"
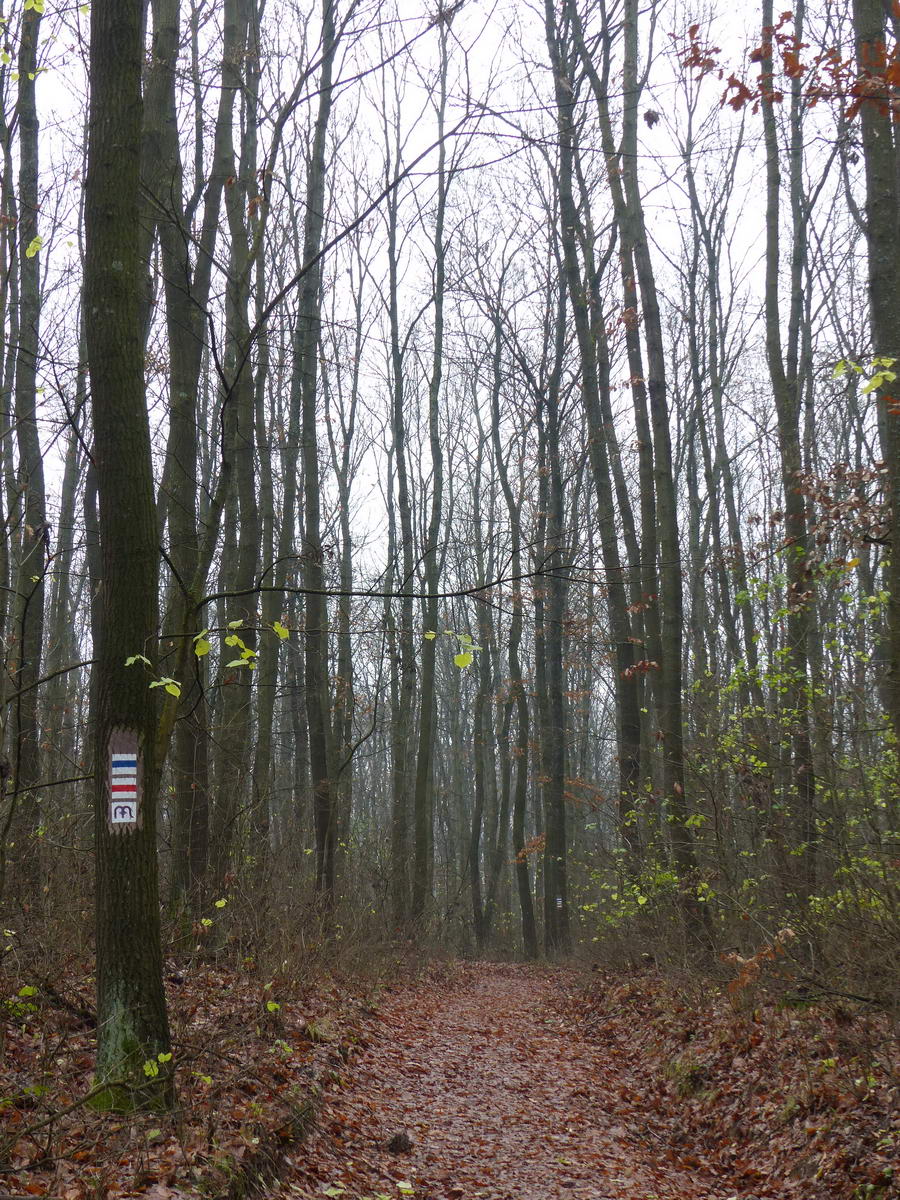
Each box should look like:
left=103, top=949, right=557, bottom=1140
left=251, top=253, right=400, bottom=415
left=24, top=235, right=42, bottom=258
left=224, top=634, right=241, bottom=647
left=227, top=619, right=243, bottom=629
left=423, top=630, right=437, bottom=640
left=862, top=369, right=896, bottom=395
left=1, top=51, right=9, bottom=65
left=194, top=636, right=211, bottom=657
left=272, top=620, right=289, bottom=639
left=454, top=652, right=473, bottom=670
left=18, top=985, right=37, bottom=997
left=149, top=677, right=181, bottom=697
left=225, top=658, right=251, bottom=668
left=143, top=1059, right=159, bottom=1078
left=125, top=654, right=151, bottom=668
left=214, top=898, right=227, bottom=908
left=24, top=0, right=45, bottom=14
left=200, top=917, right=212, bottom=928
left=636, top=895, right=648, bottom=906
left=266, top=1000, right=280, bottom=1013
left=157, top=1051, right=172, bottom=1063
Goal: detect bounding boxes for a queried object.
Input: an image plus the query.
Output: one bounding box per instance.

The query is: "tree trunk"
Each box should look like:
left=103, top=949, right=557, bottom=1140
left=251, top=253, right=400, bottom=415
left=852, top=0, right=900, bottom=754
left=553, top=0, right=644, bottom=873
left=761, top=0, right=817, bottom=902
left=411, top=22, right=451, bottom=921
left=301, top=0, right=339, bottom=898
left=84, top=0, right=172, bottom=1109
left=8, top=2, right=47, bottom=900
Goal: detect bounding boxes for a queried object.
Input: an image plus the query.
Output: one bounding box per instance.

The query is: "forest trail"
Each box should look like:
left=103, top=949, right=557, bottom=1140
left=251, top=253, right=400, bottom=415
left=281, top=962, right=733, bottom=1200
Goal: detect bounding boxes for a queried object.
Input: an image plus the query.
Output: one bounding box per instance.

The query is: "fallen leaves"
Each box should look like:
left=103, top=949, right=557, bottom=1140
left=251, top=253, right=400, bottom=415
left=0, top=961, right=376, bottom=1199
left=278, top=963, right=735, bottom=1200
left=3, top=961, right=895, bottom=1200
left=563, top=968, right=899, bottom=1200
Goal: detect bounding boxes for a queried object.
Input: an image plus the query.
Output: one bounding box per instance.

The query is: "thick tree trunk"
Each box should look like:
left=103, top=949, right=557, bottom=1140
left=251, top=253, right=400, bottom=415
left=84, top=0, right=172, bottom=1108
left=852, top=0, right=900, bottom=755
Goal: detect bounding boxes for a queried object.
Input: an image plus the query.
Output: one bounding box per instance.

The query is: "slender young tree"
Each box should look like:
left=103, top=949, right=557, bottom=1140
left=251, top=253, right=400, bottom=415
left=760, top=0, right=817, bottom=900
left=411, top=16, right=452, bottom=920
left=7, top=0, right=47, bottom=898
left=301, top=0, right=341, bottom=897
left=555, top=0, right=646, bottom=871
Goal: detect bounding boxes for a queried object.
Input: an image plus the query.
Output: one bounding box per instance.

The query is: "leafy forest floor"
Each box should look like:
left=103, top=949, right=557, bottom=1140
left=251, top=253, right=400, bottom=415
left=1, top=956, right=897, bottom=1200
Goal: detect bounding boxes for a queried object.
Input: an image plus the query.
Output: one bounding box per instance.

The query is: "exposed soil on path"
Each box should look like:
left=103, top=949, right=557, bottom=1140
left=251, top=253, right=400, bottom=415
left=281, top=962, right=735, bottom=1200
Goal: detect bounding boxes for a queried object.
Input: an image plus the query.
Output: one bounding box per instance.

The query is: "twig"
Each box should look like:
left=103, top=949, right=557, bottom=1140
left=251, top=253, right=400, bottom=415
left=0, top=1078, right=131, bottom=1159
left=37, top=977, right=96, bottom=1027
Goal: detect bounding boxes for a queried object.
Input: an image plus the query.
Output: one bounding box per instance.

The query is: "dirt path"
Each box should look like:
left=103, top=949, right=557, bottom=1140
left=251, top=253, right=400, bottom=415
left=281, top=963, right=734, bottom=1200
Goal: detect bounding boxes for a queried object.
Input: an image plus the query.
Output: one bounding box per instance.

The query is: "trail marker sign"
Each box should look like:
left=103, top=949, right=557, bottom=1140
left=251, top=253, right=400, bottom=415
left=108, top=730, right=140, bottom=828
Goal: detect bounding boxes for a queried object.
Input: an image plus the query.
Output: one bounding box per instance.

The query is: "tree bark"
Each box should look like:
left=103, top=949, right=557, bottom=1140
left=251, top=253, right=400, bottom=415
left=8, top=2, right=47, bottom=900
left=301, top=0, right=339, bottom=898
left=852, top=0, right=900, bottom=753
left=761, top=0, right=817, bottom=902
left=84, top=0, right=172, bottom=1108
left=411, top=21, right=451, bottom=921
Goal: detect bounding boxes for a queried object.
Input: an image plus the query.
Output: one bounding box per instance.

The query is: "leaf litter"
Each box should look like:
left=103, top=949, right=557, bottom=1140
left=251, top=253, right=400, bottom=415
left=280, top=962, right=741, bottom=1200
left=1, top=959, right=376, bottom=1199
left=2, top=959, right=895, bottom=1200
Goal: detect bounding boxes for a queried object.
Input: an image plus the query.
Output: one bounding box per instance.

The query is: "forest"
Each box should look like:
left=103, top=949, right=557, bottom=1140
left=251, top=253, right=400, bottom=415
left=0, top=0, right=898, bottom=1195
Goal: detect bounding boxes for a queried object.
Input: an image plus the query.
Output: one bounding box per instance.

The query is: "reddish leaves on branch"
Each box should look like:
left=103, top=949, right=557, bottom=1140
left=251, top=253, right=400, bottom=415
left=620, top=658, right=660, bottom=680
left=676, top=12, right=900, bottom=123
left=722, top=927, right=796, bottom=999
left=798, top=464, right=891, bottom=552
left=514, top=832, right=546, bottom=863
